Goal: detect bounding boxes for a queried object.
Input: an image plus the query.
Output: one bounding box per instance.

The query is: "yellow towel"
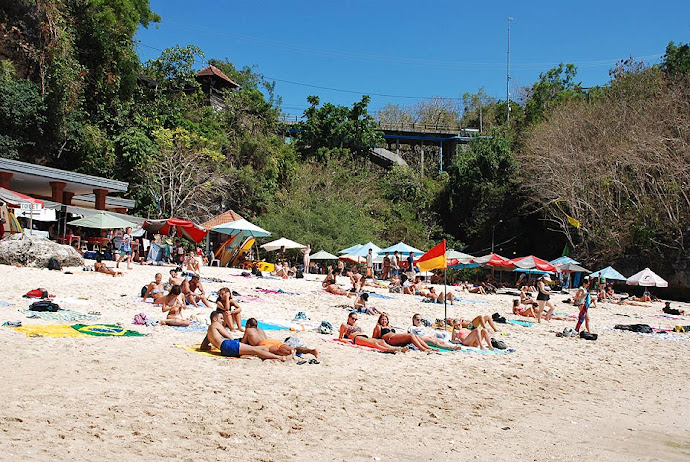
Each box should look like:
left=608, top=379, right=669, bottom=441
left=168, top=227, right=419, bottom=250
left=174, top=343, right=249, bottom=359
left=13, top=324, right=87, bottom=338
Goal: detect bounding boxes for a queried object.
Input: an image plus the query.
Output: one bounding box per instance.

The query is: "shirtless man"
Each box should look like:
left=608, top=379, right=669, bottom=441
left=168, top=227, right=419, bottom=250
left=216, top=287, right=243, bottom=331
left=143, top=273, right=167, bottom=303
left=200, top=311, right=286, bottom=360
left=242, top=318, right=319, bottom=359
left=182, top=274, right=213, bottom=308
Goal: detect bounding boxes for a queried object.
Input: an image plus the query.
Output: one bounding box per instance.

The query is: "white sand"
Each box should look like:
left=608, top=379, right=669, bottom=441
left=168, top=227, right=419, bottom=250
left=0, top=263, right=689, bottom=461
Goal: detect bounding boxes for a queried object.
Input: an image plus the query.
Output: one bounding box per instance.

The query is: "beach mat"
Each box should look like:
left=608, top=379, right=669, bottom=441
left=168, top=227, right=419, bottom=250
left=435, top=345, right=515, bottom=354
left=507, top=319, right=533, bottom=327
left=174, top=343, right=247, bottom=359
left=71, top=324, right=146, bottom=337
left=241, top=319, right=319, bottom=332
left=20, top=309, right=100, bottom=322
left=0, top=300, right=14, bottom=306
left=366, top=292, right=395, bottom=300
left=169, top=321, right=208, bottom=333
left=12, top=324, right=86, bottom=338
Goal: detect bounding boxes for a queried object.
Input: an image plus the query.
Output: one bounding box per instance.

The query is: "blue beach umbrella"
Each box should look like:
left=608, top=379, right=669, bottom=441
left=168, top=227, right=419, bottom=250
left=589, top=266, right=627, bottom=281
left=379, top=242, right=425, bottom=256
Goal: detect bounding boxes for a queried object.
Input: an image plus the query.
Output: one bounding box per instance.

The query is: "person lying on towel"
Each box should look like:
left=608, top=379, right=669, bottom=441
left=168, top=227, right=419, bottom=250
left=200, top=311, right=286, bottom=361
left=241, top=318, right=318, bottom=359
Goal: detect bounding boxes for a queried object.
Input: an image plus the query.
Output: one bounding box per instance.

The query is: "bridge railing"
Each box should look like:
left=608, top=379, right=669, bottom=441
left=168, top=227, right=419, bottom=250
left=279, top=115, right=477, bottom=134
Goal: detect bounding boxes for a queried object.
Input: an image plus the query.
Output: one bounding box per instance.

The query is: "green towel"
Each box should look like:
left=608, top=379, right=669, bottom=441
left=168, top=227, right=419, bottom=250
left=71, top=324, right=146, bottom=337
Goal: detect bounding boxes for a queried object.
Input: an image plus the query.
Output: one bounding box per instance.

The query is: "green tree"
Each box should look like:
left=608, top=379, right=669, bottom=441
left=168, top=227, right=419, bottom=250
left=0, top=64, right=46, bottom=159
left=661, top=41, right=690, bottom=76
left=294, top=95, right=383, bottom=163
left=524, top=63, right=583, bottom=125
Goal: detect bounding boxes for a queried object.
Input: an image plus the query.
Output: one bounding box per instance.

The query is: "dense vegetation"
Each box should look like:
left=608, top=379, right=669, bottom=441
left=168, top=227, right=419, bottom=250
left=1, top=1, right=689, bottom=283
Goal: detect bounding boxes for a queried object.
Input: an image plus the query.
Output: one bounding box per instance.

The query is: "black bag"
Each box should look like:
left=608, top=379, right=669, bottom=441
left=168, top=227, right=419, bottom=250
left=490, top=338, right=508, bottom=350
left=296, top=270, right=304, bottom=279
left=492, top=313, right=507, bottom=324
left=29, top=300, right=61, bottom=312
left=615, top=324, right=653, bottom=334
left=579, top=331, right=598, bottom=340
left=48, top=258, right=61, bottom=271
left=140, top=286, right=148, bottom=298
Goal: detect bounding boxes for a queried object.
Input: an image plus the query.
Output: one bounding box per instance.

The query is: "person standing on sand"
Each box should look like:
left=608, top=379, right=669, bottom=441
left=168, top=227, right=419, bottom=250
left=406, top=251, right=416, bottom=281
left=366, top=248, right=375, bottom=279
left=574, top=279, right=593, bottom=333
left=535, top=274, right=556, bottom=322
left=302, top=244, right=311, bottom=274
left=382, top=252, right=391, bottom=279
left=391, top=251, right=400, bottom=276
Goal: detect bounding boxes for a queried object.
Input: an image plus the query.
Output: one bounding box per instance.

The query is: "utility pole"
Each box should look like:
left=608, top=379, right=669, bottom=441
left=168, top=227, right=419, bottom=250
left=506, top=17, right=513, bottom=124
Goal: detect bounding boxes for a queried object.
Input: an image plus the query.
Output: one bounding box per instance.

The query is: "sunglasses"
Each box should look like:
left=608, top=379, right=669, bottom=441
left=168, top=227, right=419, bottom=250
left=350, top=316, right=358, bottom=321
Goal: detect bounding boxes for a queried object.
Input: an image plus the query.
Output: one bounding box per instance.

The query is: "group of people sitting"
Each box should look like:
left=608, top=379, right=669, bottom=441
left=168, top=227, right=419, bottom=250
left=339, top=312, right=503, bottom=352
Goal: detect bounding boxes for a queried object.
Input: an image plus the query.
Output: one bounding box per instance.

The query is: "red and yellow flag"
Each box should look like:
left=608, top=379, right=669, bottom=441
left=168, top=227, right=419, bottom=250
left=417, top=239, right=447, bottom=273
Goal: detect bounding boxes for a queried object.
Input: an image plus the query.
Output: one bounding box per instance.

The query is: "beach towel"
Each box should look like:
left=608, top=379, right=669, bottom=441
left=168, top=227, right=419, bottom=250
left=434, top=345, right=516, bottom=354
left=235, top=295, right=264, bottom=303
left=242, top=319, right=320, bottom=332
left=71, top=324, right=147, bottom=337
left=20, top=309, right=100, bottom=322
left=174, top=343, right=247, bottom=359
left=366, top=292, right=395, bottom=300
left=254, top=288, right=300, bottom=296
left=12, top=324, right=86, bottom=338
left=455, top=297, right=490, bottom=305
left=328, top=338, right=392, bottom=353
left=169, top=321, right=208, bottom=333
left=507, top=319, right=533, bottom=327
left=0, top=300, right=14, bottom=306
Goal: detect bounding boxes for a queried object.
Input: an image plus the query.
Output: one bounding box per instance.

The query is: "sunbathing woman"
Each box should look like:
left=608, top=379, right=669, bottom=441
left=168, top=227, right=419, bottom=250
left=520, top=286, right=538, bottom=307
left=95, top=255, right=123, bottom=277
left=373, top=313, right=437, bottom=352
left=323, top=269, right=348, bottom=295
left=408, top=314, right=461, bottom=350
left=160, top=285, right=190, bottom=327
left=454, top=314, right=498, bottom=332
left=512, top=299, right=570, bottom=320
left=346, top=270, right=365, bottom=293
left=354, top=293, right=381, bottom=315
left=467, top=284, right=487, bottom=295
left=451, top=320, right=493, bottom=350
left=143, top=273, right=167, bottom=303
left=424, top=287, right=455, bottom=305
left=339, top=312, right=407, bottom=353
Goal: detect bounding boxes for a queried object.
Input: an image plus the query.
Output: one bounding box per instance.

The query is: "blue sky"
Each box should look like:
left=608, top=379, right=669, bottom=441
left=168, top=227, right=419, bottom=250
left=135, top=0, right=690, bottom=117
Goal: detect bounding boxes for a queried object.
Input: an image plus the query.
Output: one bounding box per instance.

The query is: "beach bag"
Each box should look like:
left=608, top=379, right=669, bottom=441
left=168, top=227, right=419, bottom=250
left=24, top=289, right=49, bottom=299
left=492, top=313, right=507, bottom=324
left=296, top=270, right=304, bottom=279
left=29, top=300, right=60, bottom=312
left=133, top=313, right=148, bottom=325
left=48, top=257, right=61, bottom=271
left=579, top=331, right=598, bottom=340
left=140, top=286, right=148, bottom=298
left=490, top=338, right=507, bottom=350
left=294, top=311, right=308, bottom=321
left=318, top=321, right=333, bottom=335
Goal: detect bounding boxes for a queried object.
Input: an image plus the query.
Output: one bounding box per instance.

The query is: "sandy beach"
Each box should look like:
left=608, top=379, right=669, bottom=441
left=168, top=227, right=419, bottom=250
left=0, top=262, right=689, bottom=461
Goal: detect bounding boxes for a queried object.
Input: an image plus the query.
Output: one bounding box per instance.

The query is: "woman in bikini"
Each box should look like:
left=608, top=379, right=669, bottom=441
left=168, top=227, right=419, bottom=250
left=423, top=287, right=455, bottom=304
left=454, top=314, right=498, bottom=332
left=373, top=313, right=437, bottom=352
left=520, top=286, right=538, bottom=307
left=535, top=274, right=555, bottom=322
left=160, top=285, right=190, bottom=327
left=512, top=299, right=570, bottom=320
left=323, top=269, right=348, bottom=295
left=339, top=312, right=406, bottom=353
left=354, top=293, right=380, bottom=315
left=451, top=319, right=493, bottom=350
left=143, top=273, right=167, bottom=304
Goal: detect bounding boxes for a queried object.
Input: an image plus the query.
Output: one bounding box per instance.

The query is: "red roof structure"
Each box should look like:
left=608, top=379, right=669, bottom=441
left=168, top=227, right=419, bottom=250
left=200, top=210, right=244, bottom=229
left=195, top=65, right=240, bottom=89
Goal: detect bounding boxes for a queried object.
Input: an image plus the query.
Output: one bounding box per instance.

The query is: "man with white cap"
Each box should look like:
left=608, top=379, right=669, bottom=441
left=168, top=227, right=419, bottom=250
left=535, top=274, right=556, bottom=322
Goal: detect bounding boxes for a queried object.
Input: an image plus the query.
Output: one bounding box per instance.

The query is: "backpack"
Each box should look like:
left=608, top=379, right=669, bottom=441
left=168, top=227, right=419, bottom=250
left=318, top=321, right=333, bottom=335
left=29, top=300, right=60, bottom=312
left=296, top=270, right=304, bottom=279
left=48, top=258, right=61, bottom=271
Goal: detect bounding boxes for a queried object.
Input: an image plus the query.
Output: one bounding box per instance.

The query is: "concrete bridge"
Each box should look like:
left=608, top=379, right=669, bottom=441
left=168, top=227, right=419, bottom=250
left=280, top=116, right=487, bottom=170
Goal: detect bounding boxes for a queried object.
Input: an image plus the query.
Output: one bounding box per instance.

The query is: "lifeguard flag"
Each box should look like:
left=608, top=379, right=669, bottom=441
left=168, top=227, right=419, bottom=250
left=417, top=239, right=447, bottom=273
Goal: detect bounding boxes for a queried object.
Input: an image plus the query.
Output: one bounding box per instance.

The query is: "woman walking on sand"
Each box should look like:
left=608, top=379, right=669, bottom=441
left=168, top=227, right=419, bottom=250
left=535, top=274, right=555, bottom=322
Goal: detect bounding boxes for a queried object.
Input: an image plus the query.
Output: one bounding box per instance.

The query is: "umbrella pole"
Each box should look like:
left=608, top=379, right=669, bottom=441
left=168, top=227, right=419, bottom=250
left=443, top=268, right=448, bottom=330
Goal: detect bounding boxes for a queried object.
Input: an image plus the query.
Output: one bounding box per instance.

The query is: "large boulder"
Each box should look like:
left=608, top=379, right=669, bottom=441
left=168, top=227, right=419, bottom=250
left=0, top=233, right=83, bottom=268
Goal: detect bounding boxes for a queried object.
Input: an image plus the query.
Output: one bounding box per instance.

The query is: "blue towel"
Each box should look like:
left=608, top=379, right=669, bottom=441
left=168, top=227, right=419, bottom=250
left=366, top=292, right=395, bottom=300
left=170, top=321, right=208, bottom=332
left=454, top=298, right=490, bottom=305
left=240, top=319, right=286, bottom=331
left=507, top=319, right=533, bottom=327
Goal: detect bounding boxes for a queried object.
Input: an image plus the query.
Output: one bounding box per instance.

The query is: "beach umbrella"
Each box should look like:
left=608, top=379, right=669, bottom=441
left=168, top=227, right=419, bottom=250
left=446, top=250, right=478, bottom=269
left=0, top=187, right=44, bottom=235
left=626, top=268, right=668, bottom=287
left=261, top=237, right=306, bottom=251
left=339, top=244, right=363, bottom=254
left=589, top=266, right=627, bottom=281
left=472, top=253, right=509, bottom=266
left=503, top=255, right=557, bottom=272
left=379, top=241, right=425, bottom=256
left=550, top=256, right=580, bottom=266
left=309, top=250, right=338, bottom=260
left=144, top=218, right=208, bottom=243
left=68, top=211, right=136, bottom=229
left=556, top=262, right=591, bottom=273
left=211, top=219, right=271, bottom=238
left=349, top=242, right=382, bottom=257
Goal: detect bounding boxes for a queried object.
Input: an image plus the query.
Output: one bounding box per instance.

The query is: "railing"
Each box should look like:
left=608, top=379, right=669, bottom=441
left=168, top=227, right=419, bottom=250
left=279, top=115, right=477, bottom=134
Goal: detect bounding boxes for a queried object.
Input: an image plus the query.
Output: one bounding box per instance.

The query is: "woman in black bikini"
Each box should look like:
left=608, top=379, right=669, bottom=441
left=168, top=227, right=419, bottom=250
left=339, top=313, right=405, bottom=353
left=372, top=313, right=437, bottom=352
left=535, top=274, right=556, bottom=323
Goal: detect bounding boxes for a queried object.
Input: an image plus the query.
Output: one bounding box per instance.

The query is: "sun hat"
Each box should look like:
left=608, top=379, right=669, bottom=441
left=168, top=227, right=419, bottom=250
left=542, top=274, right=552, bottom=282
